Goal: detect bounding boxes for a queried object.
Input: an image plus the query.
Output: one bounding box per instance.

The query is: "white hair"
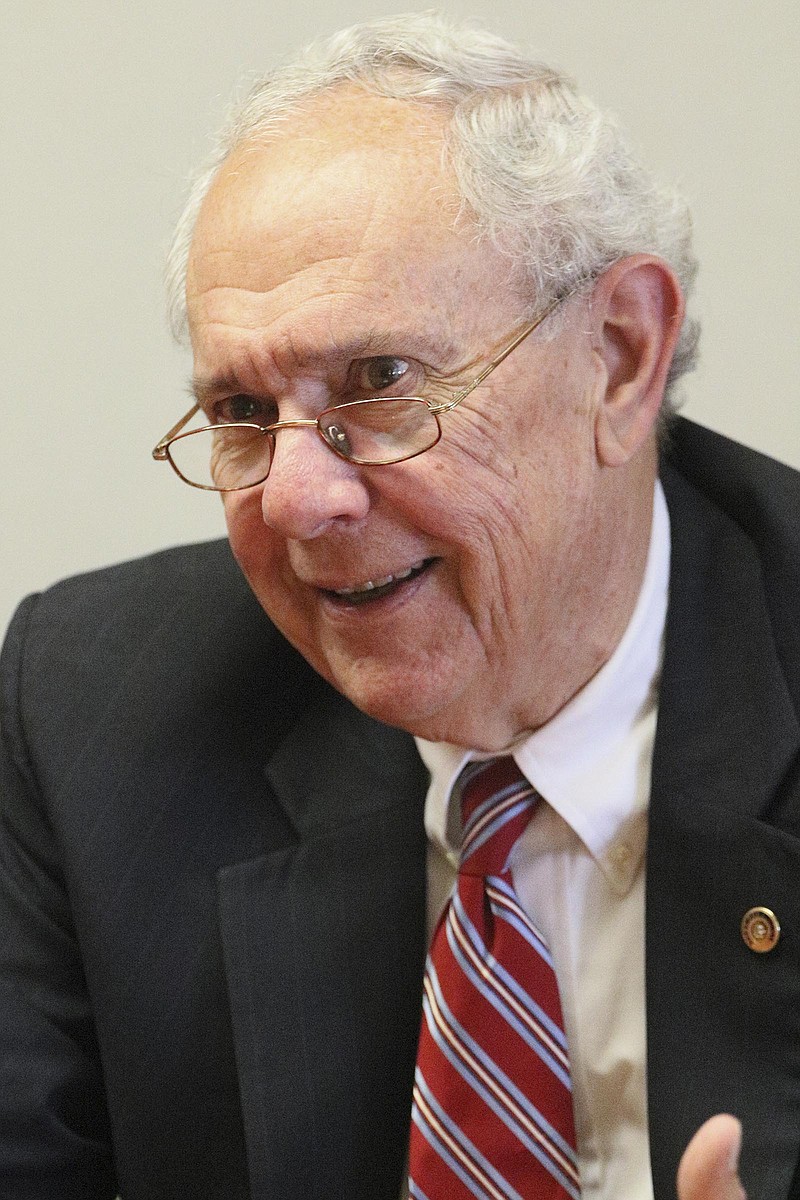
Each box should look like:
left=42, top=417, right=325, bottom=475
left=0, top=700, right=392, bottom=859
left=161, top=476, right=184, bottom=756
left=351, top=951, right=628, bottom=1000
left=165, top=11, right=699, bottom=409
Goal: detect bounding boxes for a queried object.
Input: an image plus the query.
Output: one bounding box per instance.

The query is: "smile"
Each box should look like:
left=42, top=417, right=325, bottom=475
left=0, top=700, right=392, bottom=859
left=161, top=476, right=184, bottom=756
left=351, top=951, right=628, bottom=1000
left=327, top=558, right=433, bottom=604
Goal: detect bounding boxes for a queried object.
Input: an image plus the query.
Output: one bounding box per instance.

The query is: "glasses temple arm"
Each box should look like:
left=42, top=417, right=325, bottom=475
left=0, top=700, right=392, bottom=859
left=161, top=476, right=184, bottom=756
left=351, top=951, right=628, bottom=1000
left=152, top=404, right=201, bottom=459
left=429, top=291, right=574, bottom=416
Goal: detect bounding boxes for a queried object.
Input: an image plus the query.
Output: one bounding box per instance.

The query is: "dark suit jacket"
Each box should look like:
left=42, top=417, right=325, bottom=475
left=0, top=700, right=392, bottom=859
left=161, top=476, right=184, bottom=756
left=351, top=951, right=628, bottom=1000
left=1, top=417, right=799, bottom=1200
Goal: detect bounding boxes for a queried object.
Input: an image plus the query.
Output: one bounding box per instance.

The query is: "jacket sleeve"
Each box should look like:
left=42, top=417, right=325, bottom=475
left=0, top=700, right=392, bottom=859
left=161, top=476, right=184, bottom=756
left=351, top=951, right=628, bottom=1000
left=0, top=595, right=118, bottom=1200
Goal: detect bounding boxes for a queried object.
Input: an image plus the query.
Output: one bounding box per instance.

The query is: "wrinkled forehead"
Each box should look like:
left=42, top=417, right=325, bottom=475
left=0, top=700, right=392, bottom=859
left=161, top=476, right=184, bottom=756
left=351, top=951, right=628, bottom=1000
left=184, top=88, right=516, bottom=368
left=187, top=87, right=463, bottom=286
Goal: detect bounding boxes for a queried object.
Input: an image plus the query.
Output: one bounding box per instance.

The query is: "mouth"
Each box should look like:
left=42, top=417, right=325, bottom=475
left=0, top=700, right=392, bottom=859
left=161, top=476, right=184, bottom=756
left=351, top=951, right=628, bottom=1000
left=322, top=558, right=435, bottom=606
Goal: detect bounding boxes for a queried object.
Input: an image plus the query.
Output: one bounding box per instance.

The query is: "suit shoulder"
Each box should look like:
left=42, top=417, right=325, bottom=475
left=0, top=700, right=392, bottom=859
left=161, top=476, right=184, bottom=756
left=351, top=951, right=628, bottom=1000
left=30, top=537, right=243, bottom=611
left=665, top=417, right=800, bottom=544
left=664, top=417, right=800, bottom=592
left=663, top=416, right=800, bottom=711
left=2, top=540, right=322, bottom=799
left=3, top=539, right=312, bottom=739
left=7, top=539, right=263, bottom=655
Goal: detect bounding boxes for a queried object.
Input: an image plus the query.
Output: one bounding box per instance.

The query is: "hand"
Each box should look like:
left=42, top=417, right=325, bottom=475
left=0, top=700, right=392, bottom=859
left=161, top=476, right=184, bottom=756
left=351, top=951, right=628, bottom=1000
left=677, top=1115, right=746, bottom=1200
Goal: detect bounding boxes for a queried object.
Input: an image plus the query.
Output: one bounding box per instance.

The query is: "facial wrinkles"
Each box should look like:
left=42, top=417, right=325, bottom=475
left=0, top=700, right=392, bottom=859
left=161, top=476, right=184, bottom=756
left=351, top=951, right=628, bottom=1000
left=197, top=307, right=505, bottom=446
left=194, top=276, right=381, bottom=384
left=194, top=265, right=473, bottom=427
left=441, top=403, right=597, bottom=659
left=189, top=96, right=629, bottom=743
left=195, top=266, right=376, bottom=334
left=190, top=138, right=493, bottom=370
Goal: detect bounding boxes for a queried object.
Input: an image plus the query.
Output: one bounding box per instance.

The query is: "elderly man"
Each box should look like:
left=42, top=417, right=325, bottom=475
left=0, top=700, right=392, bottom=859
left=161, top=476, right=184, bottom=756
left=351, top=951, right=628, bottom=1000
left=1, top=13, right=797, bottom=1200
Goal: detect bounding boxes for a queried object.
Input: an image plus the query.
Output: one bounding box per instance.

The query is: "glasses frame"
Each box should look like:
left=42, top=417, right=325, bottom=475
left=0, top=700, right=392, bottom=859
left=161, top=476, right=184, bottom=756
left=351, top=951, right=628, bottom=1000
left=152, top=291, right=569, bottom=492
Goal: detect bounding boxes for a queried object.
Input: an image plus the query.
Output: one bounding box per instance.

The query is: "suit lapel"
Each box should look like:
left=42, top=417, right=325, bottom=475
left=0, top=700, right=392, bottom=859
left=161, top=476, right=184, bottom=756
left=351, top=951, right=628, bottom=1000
left=648, top=466, right=800, bottom=1199
left=217, top=684, right=428, bottom=1200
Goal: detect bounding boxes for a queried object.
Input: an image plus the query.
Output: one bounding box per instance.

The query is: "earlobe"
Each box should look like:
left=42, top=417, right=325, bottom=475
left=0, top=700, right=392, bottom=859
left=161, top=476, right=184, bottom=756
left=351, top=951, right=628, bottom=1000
left=591, top=255, right=684, bottom=467
left=595, top=401, right=638, bottom=467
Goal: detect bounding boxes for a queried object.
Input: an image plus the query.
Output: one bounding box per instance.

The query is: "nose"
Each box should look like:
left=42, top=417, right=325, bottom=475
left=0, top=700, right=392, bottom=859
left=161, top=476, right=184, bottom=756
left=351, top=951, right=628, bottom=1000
left=260, top=424, right=370, bottom=539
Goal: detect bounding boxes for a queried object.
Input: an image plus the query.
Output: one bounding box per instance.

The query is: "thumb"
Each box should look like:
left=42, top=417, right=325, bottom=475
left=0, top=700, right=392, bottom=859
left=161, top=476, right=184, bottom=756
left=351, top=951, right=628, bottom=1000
left=677, top=1115, right=746, bottom=1200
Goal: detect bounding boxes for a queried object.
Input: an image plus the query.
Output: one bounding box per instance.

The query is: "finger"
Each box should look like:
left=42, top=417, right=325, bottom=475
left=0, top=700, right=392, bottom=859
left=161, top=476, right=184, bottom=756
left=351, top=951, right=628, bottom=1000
left=677, top=1114, right=746, bottom=1200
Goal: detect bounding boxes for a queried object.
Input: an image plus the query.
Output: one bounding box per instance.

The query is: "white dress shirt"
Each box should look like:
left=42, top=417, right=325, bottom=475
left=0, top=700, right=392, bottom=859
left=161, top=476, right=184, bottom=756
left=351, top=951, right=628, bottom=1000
left=411, top=480, right=670, bottom=1200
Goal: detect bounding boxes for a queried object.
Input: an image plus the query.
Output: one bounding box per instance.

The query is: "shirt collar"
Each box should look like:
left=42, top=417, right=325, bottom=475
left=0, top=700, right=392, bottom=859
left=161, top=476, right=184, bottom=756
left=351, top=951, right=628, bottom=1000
left=416, top=480, right=670, bottom=888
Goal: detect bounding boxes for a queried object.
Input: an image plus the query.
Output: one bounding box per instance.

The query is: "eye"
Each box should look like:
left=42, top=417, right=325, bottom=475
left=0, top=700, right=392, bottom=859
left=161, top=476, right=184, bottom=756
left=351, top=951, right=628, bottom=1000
left=352, top=356, right=411, bottom=394
left=212, top=395, right=277, bottom=426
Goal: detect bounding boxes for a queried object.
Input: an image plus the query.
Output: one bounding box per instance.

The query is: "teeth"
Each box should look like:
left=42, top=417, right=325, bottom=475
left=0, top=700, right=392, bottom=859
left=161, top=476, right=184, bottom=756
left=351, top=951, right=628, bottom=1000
left=334, top=559, right=427, bottom=596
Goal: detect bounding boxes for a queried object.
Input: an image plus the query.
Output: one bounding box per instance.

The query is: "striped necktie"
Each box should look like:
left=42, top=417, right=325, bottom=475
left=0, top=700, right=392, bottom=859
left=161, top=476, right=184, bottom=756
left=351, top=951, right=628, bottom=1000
left=409, top=756, right=580, bottom=1200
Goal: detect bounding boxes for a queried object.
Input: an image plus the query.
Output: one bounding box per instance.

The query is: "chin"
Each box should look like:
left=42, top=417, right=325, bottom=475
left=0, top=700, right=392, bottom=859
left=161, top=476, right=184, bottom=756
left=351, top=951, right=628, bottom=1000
left=333, top=662, right=497, bottom=749
left=326, top=656, right=459, bottom=736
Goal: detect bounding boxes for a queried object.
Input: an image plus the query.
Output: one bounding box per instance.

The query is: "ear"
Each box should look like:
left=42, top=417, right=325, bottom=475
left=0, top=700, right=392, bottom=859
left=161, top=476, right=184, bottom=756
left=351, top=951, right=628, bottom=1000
left=590, top=255, right=685, bottom=467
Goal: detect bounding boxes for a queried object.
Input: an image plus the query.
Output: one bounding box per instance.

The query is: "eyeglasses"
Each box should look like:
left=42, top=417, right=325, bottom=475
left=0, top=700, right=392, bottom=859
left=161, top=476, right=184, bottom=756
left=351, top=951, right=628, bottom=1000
left=152, top=292, right=568, bottom=492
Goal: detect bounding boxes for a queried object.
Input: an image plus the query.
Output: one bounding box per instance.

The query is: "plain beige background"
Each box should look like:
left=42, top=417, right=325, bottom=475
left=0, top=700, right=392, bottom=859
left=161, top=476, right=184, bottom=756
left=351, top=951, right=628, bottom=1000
left=3, top=0, right=798, bottom=637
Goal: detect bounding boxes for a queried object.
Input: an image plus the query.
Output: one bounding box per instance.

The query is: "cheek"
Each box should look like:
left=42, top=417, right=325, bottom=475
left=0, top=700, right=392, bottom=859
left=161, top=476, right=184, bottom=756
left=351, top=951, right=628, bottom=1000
left=222, top=492, right=285, bottom=585
left=223, top=497, right=323, bottom=660
left=222, top=491, right=258, bottom=558
left=418, top=427, right=595, bottom=617
left=411, top=432, right=537, bottom=556
left=386, top=455, right=533, bottom=628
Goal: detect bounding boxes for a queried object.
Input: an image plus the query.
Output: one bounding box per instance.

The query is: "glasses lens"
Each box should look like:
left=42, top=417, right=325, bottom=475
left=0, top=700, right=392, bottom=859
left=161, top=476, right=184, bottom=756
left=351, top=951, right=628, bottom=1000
left=168, top=425, right=272, bottom=491
left=319, top=399, right=440, bottom=464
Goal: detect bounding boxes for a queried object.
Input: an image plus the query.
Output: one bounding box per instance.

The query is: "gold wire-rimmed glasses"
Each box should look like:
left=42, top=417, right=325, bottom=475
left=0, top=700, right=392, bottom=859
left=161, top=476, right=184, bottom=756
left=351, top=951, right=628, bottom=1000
left=152, top=292, right=570, bottom=492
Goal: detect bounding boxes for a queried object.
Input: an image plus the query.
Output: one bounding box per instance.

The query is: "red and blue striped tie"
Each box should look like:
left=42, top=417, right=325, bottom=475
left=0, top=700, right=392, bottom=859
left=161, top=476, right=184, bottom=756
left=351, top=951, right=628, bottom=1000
left=409, top=756, right=580, bottom=1200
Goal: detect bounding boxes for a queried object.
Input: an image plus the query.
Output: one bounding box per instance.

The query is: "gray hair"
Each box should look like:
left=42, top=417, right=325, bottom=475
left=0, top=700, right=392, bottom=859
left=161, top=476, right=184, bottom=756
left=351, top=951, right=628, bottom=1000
left=165, top=11, right=699, bottom=409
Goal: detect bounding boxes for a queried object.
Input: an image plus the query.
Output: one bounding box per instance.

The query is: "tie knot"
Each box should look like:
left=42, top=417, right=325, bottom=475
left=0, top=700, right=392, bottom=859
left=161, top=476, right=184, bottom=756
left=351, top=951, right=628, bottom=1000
left=455, top=756, right=537, bottom=877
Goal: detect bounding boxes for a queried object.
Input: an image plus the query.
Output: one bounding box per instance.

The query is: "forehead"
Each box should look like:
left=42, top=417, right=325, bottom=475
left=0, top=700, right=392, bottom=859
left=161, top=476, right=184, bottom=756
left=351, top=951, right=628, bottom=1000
left=194, top=88, right=455, bottom=232
left=185, top=89, right=513, bottom=353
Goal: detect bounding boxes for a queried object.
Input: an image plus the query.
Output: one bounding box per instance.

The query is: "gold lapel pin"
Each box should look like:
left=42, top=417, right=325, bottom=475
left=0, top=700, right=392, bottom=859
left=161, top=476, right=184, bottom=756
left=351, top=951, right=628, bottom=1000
left=741, top=906, right=780, bottom=953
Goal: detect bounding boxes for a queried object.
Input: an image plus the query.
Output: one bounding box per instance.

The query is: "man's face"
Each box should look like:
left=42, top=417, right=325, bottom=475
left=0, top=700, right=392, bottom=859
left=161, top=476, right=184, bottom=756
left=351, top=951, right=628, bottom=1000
left=186, top=91, right=640, bottom=748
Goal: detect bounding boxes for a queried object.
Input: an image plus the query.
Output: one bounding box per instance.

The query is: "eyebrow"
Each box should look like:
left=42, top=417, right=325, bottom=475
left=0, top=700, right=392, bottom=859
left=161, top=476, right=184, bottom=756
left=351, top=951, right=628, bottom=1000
left=189, top=371, right=248, bottom=407
left=189, top=328, right=462, bottom=404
